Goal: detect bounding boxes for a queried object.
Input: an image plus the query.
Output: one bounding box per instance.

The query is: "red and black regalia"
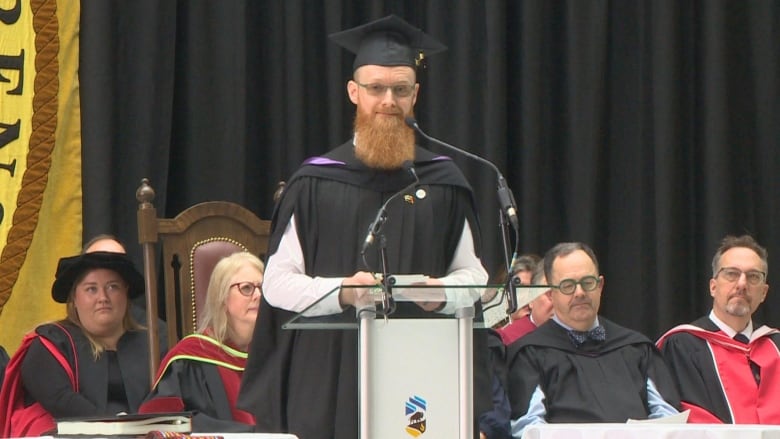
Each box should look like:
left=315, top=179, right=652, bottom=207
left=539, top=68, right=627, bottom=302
left=139, top=333, right=255, bottom=432
left=238, top=141, right=493, bottom=439
left=0, top=321, right=153, bottom=437
left=496, top=314, right=538, bottom=346
left=657, top=316, right=780, bottom=423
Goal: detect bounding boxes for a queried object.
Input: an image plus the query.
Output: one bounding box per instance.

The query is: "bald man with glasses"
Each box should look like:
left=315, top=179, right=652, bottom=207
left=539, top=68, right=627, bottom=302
left=657, top=234, right=780, bottom=424
left=506, top=242, right=681, bottom=437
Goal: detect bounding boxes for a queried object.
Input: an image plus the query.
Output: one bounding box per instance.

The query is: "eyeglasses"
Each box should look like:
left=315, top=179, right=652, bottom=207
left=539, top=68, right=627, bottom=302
left=354, top=81, right=415, bottom=98
left=716, top=267, right=766, bottom=286
left=551, top=276, right=601, bottom=295
left=230, top=281, right=262, bottom=296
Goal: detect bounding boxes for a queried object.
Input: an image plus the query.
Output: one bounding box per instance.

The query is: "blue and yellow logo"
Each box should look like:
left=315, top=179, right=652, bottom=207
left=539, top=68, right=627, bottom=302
left=405, top=395, right=427, bottom=437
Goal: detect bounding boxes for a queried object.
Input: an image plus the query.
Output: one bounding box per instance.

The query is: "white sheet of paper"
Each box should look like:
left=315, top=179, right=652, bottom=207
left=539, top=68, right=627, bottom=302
left=387, top=274, right=432, bottom=301
left=627, top=409, right=690, bottom=424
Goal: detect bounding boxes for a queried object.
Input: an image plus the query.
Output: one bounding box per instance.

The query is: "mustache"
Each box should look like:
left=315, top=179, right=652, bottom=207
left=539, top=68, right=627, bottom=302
left=728, top=292, right=751, bottom=302
left=372, top=111, right=404, bottom=121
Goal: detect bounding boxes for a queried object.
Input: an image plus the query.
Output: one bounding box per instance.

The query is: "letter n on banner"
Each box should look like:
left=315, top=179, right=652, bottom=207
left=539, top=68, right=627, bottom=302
left=0, top=0, right=82, bottom=354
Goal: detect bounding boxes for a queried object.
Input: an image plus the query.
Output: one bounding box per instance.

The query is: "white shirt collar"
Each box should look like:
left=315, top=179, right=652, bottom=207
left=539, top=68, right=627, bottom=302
left=709, top=309, right=753, bottom=339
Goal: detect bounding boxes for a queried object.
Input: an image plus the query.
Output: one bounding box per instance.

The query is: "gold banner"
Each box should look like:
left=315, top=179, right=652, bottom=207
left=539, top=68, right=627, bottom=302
left=0, top=0, right=82, bottom=354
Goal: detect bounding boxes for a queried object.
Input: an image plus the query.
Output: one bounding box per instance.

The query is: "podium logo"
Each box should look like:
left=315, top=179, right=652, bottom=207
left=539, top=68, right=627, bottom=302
left=405, top=395, right=427, bottom=437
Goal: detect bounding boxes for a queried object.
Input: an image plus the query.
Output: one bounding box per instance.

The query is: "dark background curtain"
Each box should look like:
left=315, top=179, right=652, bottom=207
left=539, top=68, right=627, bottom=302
left=80, top=0, right=780, bottom=340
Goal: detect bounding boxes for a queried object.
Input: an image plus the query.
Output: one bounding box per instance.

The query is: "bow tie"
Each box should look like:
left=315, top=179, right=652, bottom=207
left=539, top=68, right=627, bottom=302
left=568, top=325, right=606, bottom=346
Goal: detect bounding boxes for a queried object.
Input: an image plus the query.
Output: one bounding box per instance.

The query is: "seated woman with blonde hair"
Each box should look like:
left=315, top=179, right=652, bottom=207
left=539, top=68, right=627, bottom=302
left=139, top=251, right=263, bottom=432
left=0, top=251, right=154, bottom=437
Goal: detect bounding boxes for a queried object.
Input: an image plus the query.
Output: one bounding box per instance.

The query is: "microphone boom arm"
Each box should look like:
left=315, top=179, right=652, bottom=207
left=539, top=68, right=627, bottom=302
left=360, top=162, right=420, bottom=257
left=405, top=117, right=519, bottom=232
left=405, top=117, right=521, bottom=314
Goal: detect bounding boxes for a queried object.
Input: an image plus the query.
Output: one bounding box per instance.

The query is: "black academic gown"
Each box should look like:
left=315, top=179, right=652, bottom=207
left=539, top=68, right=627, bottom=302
left=480, top=329, right=511, bottom=439
left=21, top=321, right=153, bottom=416
left=140, top=335, right=254, bottom=432
left=657, top=316, right=780, bottom=423
left=239, top=141, right=493, bottom=439
left=506, top=317, right=680, bottom=424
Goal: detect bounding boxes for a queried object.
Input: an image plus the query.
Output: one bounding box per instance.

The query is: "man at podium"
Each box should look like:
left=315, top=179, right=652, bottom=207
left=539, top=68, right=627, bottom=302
left=239, top=14, right=493, bottom=439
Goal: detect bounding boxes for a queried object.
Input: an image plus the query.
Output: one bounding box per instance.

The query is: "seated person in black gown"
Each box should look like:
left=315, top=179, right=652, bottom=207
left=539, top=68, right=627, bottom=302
left=140, top=251, right=263, bottom=432
left=0, top=251, right=157, bottom=437
left=506, top=242, right=680, bottom=436
left=494, top=254, right=539, bottom=331
left=657, top=234, right=780, bottom=423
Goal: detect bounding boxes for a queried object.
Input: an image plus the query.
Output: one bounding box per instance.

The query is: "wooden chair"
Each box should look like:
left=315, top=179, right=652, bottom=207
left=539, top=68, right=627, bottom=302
left=136, top=178, right=271, bottom=385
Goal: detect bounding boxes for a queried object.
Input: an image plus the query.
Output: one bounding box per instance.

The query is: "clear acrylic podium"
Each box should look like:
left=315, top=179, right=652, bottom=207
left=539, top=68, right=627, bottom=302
left=283, top=281, right=497, bottom=439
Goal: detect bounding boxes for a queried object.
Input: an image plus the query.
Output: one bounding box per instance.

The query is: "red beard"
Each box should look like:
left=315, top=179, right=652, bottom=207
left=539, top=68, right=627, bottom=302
left=353, top=110, right=416, bottom=170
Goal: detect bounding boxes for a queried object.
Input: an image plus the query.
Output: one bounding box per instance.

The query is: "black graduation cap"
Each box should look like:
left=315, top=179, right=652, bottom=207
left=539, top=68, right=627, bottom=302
left=329, top=14, right=447, bottom=71
left=51, top=251, right=145, bottom=303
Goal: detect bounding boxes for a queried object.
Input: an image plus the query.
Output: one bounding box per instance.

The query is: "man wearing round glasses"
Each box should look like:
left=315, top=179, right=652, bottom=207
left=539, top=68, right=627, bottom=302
left=658, top=235, right=780, bottom=424
left=506, top=242, right=681, bottom=436
left=240, top=15, right=492, bottom=439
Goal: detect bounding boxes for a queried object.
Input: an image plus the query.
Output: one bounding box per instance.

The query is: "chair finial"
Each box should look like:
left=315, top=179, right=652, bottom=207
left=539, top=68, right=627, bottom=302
left=137, top=178, right=156, bottom=204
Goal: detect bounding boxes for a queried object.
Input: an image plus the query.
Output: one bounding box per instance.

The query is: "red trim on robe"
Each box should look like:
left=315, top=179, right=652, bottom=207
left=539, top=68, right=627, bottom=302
left=658, top=325, right=780, bottom=424
left=215, top=363, right=254, bottom=424
left=0, top=330, right=77, bottom=437
left=146, top=334, right=254, bottom=424
left=496, top=315, right=537, bottom=345
left=680, top=401, right=726, bottom=423
left=139, top=396, right=186, bottom=413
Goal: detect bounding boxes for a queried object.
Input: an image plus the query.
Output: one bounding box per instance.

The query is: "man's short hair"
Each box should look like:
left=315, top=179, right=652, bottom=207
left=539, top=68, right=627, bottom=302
left=82, top=234, right=125, bottom=254
left=711, top=234, right=768, bottom=277
left=512, top=254, right=541, bottom=275
left=531, top=260, right=546, bottom=285
left=543, top=242, right=599, bottom=283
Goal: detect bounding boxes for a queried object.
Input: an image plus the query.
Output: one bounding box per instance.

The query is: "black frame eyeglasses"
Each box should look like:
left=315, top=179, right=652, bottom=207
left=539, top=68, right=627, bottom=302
left=551, top=276, right=601, bottom=295
left=715, top=267, right=766, bottom=286
left=230, top=281, right=262, bottom=296
left=354, top=81, right=415, bottom=98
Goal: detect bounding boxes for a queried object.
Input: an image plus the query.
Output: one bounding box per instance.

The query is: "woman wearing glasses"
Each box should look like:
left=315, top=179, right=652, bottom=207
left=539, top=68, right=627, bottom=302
left=139, top=251, right=263, bottom=432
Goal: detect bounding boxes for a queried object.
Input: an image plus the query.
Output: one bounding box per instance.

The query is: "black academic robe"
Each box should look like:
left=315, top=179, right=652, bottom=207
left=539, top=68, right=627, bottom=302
left=657, top=316, right=780, bottom=423
left=140, top=334, right=254, bottom=432
left=239, top=141, right=493, bottom=439
left=506, top=317, right=681, bottom=424
left=480, top=329, right=511, bottom=439
left=23, top=321, right=153, bottom=416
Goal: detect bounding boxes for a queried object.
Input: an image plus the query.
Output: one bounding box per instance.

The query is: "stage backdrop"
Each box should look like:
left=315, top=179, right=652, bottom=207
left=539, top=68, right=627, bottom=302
left=28, top=0, right=780, bottom=348
left=0, top=0, right=82, bottom=353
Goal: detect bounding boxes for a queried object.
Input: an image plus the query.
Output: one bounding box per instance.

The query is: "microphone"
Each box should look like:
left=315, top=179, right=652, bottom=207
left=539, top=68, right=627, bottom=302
left=360, top=161, right=420, bottom=255
left=406, top=117, right=520, bottom=313
left=404, top=117, right=519, bottom=231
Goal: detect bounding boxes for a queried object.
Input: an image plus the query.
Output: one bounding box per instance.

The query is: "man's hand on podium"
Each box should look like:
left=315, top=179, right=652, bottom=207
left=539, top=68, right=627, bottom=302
left=339, top=271, right=380, bottom=308
left=414, top=277, right=446, bottom=311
